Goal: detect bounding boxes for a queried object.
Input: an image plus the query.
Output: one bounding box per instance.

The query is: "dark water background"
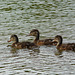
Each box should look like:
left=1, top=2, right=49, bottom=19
left=0, top=0, right=75, bottom=75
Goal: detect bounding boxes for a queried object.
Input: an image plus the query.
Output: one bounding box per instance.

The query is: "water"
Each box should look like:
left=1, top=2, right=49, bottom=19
left=0, top=0, right=75, bottom=75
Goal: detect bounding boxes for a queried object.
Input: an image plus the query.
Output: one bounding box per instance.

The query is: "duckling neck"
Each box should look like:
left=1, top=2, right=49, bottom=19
left=12, top=39, right=19, bottom=47
left=14, top=37, right=19, bottom=44
left=57, top=41, right=62, bottom=47
left=34, top=34, right=39, bottom=44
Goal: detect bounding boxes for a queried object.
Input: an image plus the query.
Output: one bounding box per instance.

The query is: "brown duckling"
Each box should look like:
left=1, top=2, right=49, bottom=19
left=53, top=35, right=75, bottom=51
left=28, top=29, right=57, bottom=46
left=8, top=34, right=37, bottom=49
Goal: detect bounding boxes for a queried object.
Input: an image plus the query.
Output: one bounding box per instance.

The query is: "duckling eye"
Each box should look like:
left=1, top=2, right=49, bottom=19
left=56, top=38, right=58, bottom=40
left=30, top=32, right=36, bottom=36
left=10, top=37, right=15, bottom=41
left=30, top=32, right=33, bottom=35
left=10, top=37, right=13, bottom=40
left=54, top=37, right=58, bottom=40
left=34, top=32, right=38, bottom=35
left=35, top=31, right=37, bottom=34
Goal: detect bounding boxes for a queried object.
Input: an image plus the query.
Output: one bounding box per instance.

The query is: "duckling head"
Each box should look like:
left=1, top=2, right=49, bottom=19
left=29, top=29, right=39, bottom=37
left=8, top=34, right=19, bottom=43
left=53, top=35, right=63, bottom=46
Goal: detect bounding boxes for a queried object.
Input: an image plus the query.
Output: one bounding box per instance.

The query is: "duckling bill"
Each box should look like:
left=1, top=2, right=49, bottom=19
left=8, top=34, right=37, bottom=49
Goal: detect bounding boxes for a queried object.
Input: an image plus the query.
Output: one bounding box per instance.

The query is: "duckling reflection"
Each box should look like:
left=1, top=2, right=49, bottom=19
left=10, top=47, right=40, bottom=57
left=29, top=48, right=40, bottom=57
left=54, top=49, right=63, bottom=57
left=10, top=48, right=18, bottom=54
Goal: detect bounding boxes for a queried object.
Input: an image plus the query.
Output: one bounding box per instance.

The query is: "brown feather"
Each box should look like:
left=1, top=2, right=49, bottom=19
left=28, top=29, right=57, bottom=46
left=54, top=35, right=75, bottom=51
left=8, top=35, right=37, bottom=49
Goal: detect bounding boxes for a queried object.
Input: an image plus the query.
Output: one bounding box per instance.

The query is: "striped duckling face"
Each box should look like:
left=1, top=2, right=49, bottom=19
left=8, top=35, right=19, bottom=43
left=53, top=35, right=63, bottom=46
left=29, top=29, right=39, bottom=37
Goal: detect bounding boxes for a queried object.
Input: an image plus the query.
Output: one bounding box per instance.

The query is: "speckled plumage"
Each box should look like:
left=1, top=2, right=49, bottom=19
left=28, top=29, right=57, bottom=46
left=53, top=35, right=75, bottom=51
left=8, top=34, right=37, bottom=49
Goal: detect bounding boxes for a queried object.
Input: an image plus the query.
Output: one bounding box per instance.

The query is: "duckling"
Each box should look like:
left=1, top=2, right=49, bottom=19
left=28, top=29, right=57, bottom=46
left=8, top=34, right=37, bottom=49
left=53, top=35, right=75, bottom=51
